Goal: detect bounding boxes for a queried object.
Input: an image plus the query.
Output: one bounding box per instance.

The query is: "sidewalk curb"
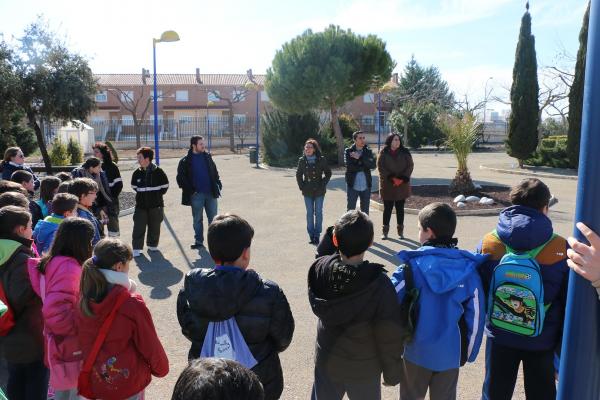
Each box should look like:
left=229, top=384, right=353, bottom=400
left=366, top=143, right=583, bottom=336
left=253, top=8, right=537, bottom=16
left=480, top=164, right=577, bottom=181
left=370, top=199, right=504, bottom=217
left=259, top=163, right=346, bottom=175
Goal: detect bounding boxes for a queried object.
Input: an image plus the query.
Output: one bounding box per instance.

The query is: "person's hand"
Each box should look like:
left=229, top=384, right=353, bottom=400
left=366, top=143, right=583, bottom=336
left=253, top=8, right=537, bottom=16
left=567, top=222, right=600, bottom=283
left=350, top=151, right=360, bottom=159
left=392, top=177, right=404, bottom=186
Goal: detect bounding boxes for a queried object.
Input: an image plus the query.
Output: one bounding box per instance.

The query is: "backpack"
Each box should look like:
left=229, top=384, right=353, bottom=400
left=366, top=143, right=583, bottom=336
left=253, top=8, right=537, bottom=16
left=0, top=292, right=13, bottom=336
left=200, top=317, right=258, bottom=369
left=488, top=230, right=556, bottom=337
left=399, top=263, right=420, bottom=343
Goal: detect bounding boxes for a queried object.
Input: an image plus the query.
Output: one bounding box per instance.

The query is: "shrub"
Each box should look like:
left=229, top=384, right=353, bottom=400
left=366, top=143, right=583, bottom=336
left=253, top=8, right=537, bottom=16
left=0, top=110, right=37, bottom=156
left=321, top=113, right=360, bottom=140
left=526, top=135, right=571, bottom=169
left=67, top=137, right=83, bottom=165
left=49, top=137, right=70, bottom=166
left=105, top=141, right=119, bottom=163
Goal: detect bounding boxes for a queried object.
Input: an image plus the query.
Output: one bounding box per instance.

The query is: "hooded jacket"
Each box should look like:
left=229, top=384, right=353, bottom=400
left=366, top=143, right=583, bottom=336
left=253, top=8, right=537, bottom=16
left=0, top=161, right=40, bottom=191
left=391, top=243, right=487, bottom=372
left=0, top=237, right=44, bottom=364
left=177, top=266, right=294, bottom=400
left=76, top=206, right=101, bottom=246
left=477, top=205, right=569, bottom=351
left=176, top=150, right=222, bottom=206
left=308, top=254, right=405, bottom=385
left=33, top=215, right=64, bottom=255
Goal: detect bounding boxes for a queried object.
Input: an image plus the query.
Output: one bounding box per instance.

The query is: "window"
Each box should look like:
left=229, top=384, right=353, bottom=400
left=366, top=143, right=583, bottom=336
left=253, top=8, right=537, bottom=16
left=91, top=116, right=106, bottom=123
left=179, top=115, right=193, bottom=124
left=95, top=91, right=107, bottom=102
left=122, top=115, right=134, bottom=126
left=120, top=91, right=134, bottom=103
left=176, top=90, right=189, bottom=102
left=233, top=114, right=247, bottom=123
left=363, top=93, right=375, bottom=103
left=207, top=91, right=220, bottom=103
left=232, top=88, right=246, bottom=102
left=362, top=115, right=374, bottom=126
left=151, top=90, right=163, bottom=102
left=261, top=91, right=270, bottom=102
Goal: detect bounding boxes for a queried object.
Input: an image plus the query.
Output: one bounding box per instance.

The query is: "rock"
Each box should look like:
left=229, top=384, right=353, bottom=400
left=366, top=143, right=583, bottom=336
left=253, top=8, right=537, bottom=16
left=480, top=197, right=495, bottom=205
left=465, top=195, right=480, bottom=203
left=454, top=195, right=466, bottom=203
left=456, top=201, right=467, bottom=208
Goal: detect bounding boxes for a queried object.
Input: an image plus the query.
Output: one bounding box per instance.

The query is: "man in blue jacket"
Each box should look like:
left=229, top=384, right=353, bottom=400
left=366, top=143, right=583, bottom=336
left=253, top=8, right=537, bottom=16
left=478, top=178, right=569, bottom=400
left=392, top=202, right=486, bottom=400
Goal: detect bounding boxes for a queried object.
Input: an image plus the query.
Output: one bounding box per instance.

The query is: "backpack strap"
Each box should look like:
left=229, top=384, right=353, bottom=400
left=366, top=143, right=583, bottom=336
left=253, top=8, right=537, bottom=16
left=403, top=262, right=414, bottom=292
left=491, top=229, right=558, bottom=259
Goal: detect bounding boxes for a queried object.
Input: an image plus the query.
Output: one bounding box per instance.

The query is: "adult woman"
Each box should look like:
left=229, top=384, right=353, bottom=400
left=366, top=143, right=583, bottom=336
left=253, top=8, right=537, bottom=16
left=71, top=157, right=112, bottom=233
left=0, top=147, right=40, bottom=190
left=93, top=143, right=123, bottom=237
left=377, top=133, right=414, bottom=239
left=296, top=139, right=332, bottom=244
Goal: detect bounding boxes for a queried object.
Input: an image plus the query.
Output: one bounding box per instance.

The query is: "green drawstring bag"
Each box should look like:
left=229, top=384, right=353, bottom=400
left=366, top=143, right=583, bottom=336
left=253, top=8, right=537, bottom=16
left=0, top=300, right=9, bottom=400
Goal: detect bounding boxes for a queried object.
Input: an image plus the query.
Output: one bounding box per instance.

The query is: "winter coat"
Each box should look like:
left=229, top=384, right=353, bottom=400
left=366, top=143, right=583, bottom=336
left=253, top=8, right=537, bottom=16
left=29, top=199, right=45, bottom=228
left=391, top=243, right=487, bottom=371
left=102, top=161, right=123, bottom=198
left=131, top=164, right=169, bottom=209
left=77, top=285, right=168, bottom=399
left=0, top=161, right=40, bottom=191
left=308, top=254, right=405, bottom=385
left=28, top=256, right=82, bottom=389
left=33, top=215, right=65, bottom=255
left=71, top=167, right=112, bottom=209
left=296, top=155, right=332, bottom=198
left=344, top=144, right=376, bottom=189
left=0, top=237, right=44, bottom=364
left=477, top=205, right=569, bottom=352
left=315, top=226, right=336, bottom=258
left=177, top=266, right=294, bottom=400
left=377, top=147, right=414, bottom=201
left=76, top=206, right=101, bottom=246
left=176, top=150, right=222, bottom=206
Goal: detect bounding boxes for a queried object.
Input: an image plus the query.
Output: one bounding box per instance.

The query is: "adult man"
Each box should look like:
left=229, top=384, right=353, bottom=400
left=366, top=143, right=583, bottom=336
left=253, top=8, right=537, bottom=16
left=345, top=131, right=376, bottom=214
left=176, top=136, right=222, bottom=249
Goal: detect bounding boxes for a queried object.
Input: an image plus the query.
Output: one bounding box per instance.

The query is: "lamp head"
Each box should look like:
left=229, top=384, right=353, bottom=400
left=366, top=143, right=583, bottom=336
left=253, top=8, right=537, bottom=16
left=157, top=30, right=180, bottom=43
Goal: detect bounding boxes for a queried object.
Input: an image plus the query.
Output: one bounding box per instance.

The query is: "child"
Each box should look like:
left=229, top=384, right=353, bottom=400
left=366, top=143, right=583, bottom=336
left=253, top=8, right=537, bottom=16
left=177, top=214, right=294, bottom=400
left=77, top=238, right=168, bottom=399
left=478, top=179, right=569, bottom=400
left=391, top=203, right=486, bottom=400
left=55, top=172, right=72, bottom=183
left=33, top=193, right=79, bottom=255
left=308, top=210, right=404, bottom=400
left=28, top=217, right=96, bottom=399
left=29, top=176, right=61, bottom=227
left=171, top=358, right=264, bottom=400
left=0, top=192, right=29, bottom=209
left=10, top=169, right=35, bottom=195
left=0, top=180, right=28, bottom=196
left=72, top=157, right=112, bottom=232
left=67, top=178, right=102, bottom=245
left=0, top=206, right=47, bottom=400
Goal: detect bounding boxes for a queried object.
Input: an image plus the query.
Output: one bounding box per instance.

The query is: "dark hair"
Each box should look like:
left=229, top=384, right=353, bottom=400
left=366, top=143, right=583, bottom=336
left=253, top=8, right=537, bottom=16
left=80, top=238, right=133, bottom=317
left=171, top=358, right=264, bottom=400
left=39, top=176, right=61, bottom=203
left=0, top=192, right=29, bottom=209
left=190, top=136, right=204, bottom=149
left=82, top=157, right=101, bottom=170
left=10, top=170, right=33, bottom=185
left=333, top=210, right=373, bottom=257
left=57, top=181, right=72, bottom=194
left=304, top=138, right=322, bottom=157
left=68, top=178, right=98, bottom=200
left=38, top=217, right=95, bottom=274
left=510, top=178, right=551, bottom=211
left=352, top=130, right=365, bottom=140
left=383, top=133, right=403, bottom=150
left=207, top=214, right=254, bottom=264
left=93, top=142, right=113, bottom=163
left=3, top=147, right=20, bottom=163
left=55, top=172, right=73, bottom=182
left=137, top=147, right=154, bottom=161
left=0, top=206, right=31, bottom=238
left=418, top=202, right=457, bottom=240
left=51, top=193, right=79, bottom=215
left=0, top=180, right=27, bottom=195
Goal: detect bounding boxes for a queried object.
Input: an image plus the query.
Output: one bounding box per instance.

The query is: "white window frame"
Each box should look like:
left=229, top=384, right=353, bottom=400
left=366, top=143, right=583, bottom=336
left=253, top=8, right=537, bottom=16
left=232, top=88, right=246, bottom=102
left=261, top=90, right=270, bottom=102
left=121, top=115, right=134, bottom=126
left=95, top=91, right=107, bottom=103
left=176, top=90, right=189, bottom=102
left=120, top=91, right=134, bottom=103
left=362, top=115, right=374, bottom=125
left=207, top=91, right=221, bottom=103
left=363, top=93, right=375, bottom=103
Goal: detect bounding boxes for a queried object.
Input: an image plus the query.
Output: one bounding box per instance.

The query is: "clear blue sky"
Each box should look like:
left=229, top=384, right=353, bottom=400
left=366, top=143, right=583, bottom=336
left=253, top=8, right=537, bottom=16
left=0, top=0, right=589, bottom=107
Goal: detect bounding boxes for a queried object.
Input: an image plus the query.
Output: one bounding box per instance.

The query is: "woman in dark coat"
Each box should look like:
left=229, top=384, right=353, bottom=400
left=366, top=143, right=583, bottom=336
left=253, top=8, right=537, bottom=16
left=296, top=139, right=332, bottom=245
left=377, top=133, right=414, bottom=239
left=93, top=143, right=123, bottom=237
left=0, top=147, right=40, bottom=190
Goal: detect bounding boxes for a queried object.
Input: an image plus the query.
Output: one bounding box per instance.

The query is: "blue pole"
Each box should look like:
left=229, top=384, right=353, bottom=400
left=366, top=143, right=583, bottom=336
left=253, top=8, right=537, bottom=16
left=558, top=2, right=600, bottom=399
left=207, top=111, right=211, bottom=152
left=377, top=92, right=382, bottom=152
left=255, top=89, right=260, bottom=168
left=152, top=40, right=160, bottom=165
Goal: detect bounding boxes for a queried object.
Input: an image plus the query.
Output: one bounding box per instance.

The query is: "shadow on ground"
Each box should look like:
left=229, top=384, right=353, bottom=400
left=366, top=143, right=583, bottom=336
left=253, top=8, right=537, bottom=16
left=135, top=251, right=184, bottom=299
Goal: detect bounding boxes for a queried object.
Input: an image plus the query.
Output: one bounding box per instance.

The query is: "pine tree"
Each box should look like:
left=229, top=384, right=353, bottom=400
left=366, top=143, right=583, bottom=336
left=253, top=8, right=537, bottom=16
left=567, top=2, right=590, bottom=169
left=506, top=2, right=540, bottom=167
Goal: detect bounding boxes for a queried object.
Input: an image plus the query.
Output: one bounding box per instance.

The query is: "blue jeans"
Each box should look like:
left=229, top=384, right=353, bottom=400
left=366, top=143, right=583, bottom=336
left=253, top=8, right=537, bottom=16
left=304, top=196, right=324, bottom=239
left=191, top=192, right=218, bottom=245
left=347, top=187, right=371, bottom=214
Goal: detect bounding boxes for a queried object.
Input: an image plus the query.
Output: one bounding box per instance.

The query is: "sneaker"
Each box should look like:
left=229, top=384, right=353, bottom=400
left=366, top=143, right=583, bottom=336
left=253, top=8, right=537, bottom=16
left=147, top=246, right=159, bottom=252
left=191, top=243, right=204, bottom=250
left=133, top=249, right=142, bottom=257
left=107, top=231, right=120, bottom=237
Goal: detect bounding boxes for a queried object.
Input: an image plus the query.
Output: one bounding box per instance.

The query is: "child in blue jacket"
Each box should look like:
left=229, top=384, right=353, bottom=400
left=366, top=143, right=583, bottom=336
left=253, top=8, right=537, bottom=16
left=32, top=193, right=79, bottom=254
left=392, top=202, right=487, bottom=400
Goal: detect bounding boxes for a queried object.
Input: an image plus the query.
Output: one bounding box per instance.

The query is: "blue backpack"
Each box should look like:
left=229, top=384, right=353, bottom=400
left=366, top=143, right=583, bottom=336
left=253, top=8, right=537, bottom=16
left=487, top=230, right=556, bottom=337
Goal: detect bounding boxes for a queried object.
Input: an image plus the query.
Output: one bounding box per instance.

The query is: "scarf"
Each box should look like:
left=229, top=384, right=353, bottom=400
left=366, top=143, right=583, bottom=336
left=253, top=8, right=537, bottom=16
left=306, top=155, right=317, bottom=164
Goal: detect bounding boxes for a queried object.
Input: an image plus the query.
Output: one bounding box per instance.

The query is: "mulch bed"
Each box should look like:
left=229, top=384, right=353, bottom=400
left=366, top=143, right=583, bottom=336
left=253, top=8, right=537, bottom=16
left=372, top=185, right=512, bottom=211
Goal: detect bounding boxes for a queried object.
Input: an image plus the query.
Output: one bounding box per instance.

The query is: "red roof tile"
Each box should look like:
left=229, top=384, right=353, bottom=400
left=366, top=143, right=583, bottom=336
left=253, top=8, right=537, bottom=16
left=95, top=73, right=265, bottom=87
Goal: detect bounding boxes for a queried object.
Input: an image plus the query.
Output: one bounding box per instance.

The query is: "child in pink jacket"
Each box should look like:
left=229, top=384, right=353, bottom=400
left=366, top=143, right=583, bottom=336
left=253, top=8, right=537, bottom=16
left=29, top=217, right=96, bottom=400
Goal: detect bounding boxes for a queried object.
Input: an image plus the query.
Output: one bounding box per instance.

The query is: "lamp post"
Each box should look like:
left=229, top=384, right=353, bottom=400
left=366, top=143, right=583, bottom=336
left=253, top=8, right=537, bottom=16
left=482, top=76, right=494, bottom=128
left=206, top=100, right=215, bottom=152
left=152, top=30, right=179, bottom=165
left=377, top=82, right=395, bottom=152
left=246, top=69, right=260, bottom=168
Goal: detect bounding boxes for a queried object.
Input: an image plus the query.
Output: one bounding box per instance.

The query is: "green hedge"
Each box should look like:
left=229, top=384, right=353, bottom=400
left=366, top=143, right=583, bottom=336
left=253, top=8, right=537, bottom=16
left=526, top=135, right=571, bottom=169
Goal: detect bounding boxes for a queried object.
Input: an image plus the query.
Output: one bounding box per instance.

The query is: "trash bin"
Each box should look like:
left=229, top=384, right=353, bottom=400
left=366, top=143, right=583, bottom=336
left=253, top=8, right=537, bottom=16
left=249, top=147, right=258, bottom=164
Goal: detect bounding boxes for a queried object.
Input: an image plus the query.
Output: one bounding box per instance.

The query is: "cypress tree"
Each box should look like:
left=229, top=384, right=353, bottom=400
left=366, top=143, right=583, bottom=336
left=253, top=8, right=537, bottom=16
left=506, top=2, right=540, bottom=167
left=567, top=2, right=590, bottom=169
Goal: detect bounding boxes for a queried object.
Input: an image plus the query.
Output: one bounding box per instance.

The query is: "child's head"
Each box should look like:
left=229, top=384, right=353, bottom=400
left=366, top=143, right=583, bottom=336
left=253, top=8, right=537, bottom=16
left=55, top=172, right=72, bottom=182
left=11, top=170, right=34, bottom=193
left=207, top=214, right=254, bottom=268
left=82, top=157, right=102, bottom=175
left=418, top=202, right=457, bottom=244
left=80, top=238, right=133, bottom=316
left=68, top=178, right=98, bottom=208
left=3, top=147, right=23, bottom=165
left=0, top=192, right=29, bottom=209
left=56, top=181, right=72, bottom=194
left=171, top=358, right=264, bottom=400
left=0, top=206, right=32, bottom=240
left=51, top=193, right=79, bottom=217
left=39, top=176, right=61, bottom=203
left=38, top=217, right=95, bottom=273
left=510, top=178, right=551, bottom=213
left=137, top=147, right=154, bottom=168
left=333, top=210, right=373, bottom=258
left=0, top=180, right=27, bottom=196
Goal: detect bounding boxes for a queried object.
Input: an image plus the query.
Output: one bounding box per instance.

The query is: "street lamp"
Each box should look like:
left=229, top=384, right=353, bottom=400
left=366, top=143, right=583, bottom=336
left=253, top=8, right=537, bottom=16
left=482, top=76, right=494, bottom=123
left=377, top=81, right=395, bottom=152
left=207, top=100, right=215, bottom=152
left=245, top=69, right=260, bottom=168
left=152, top=30, right=179, bottom=165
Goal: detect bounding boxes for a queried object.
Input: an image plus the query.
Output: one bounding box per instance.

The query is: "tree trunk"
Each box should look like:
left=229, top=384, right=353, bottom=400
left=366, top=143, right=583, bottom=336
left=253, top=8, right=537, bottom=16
left=226, top=99, right=234, bottom=152
left=331, top=103, right=344, bottom=165
left=28, top=113, right=52, bottom=174
left=134, top=118, right=141, bottom=149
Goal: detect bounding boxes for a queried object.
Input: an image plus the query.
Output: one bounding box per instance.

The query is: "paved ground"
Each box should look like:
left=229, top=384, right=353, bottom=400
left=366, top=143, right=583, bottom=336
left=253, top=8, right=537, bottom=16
left=117, top=150, right=577, bottom=399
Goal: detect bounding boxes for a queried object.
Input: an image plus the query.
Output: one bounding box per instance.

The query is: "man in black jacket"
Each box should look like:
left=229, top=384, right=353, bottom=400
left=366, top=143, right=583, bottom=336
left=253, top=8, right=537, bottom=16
left=131, top=147, right=169, bottom=257
left=345, top=131, right=376, bottom=214
left=176, top=136, right=222, bottom=250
